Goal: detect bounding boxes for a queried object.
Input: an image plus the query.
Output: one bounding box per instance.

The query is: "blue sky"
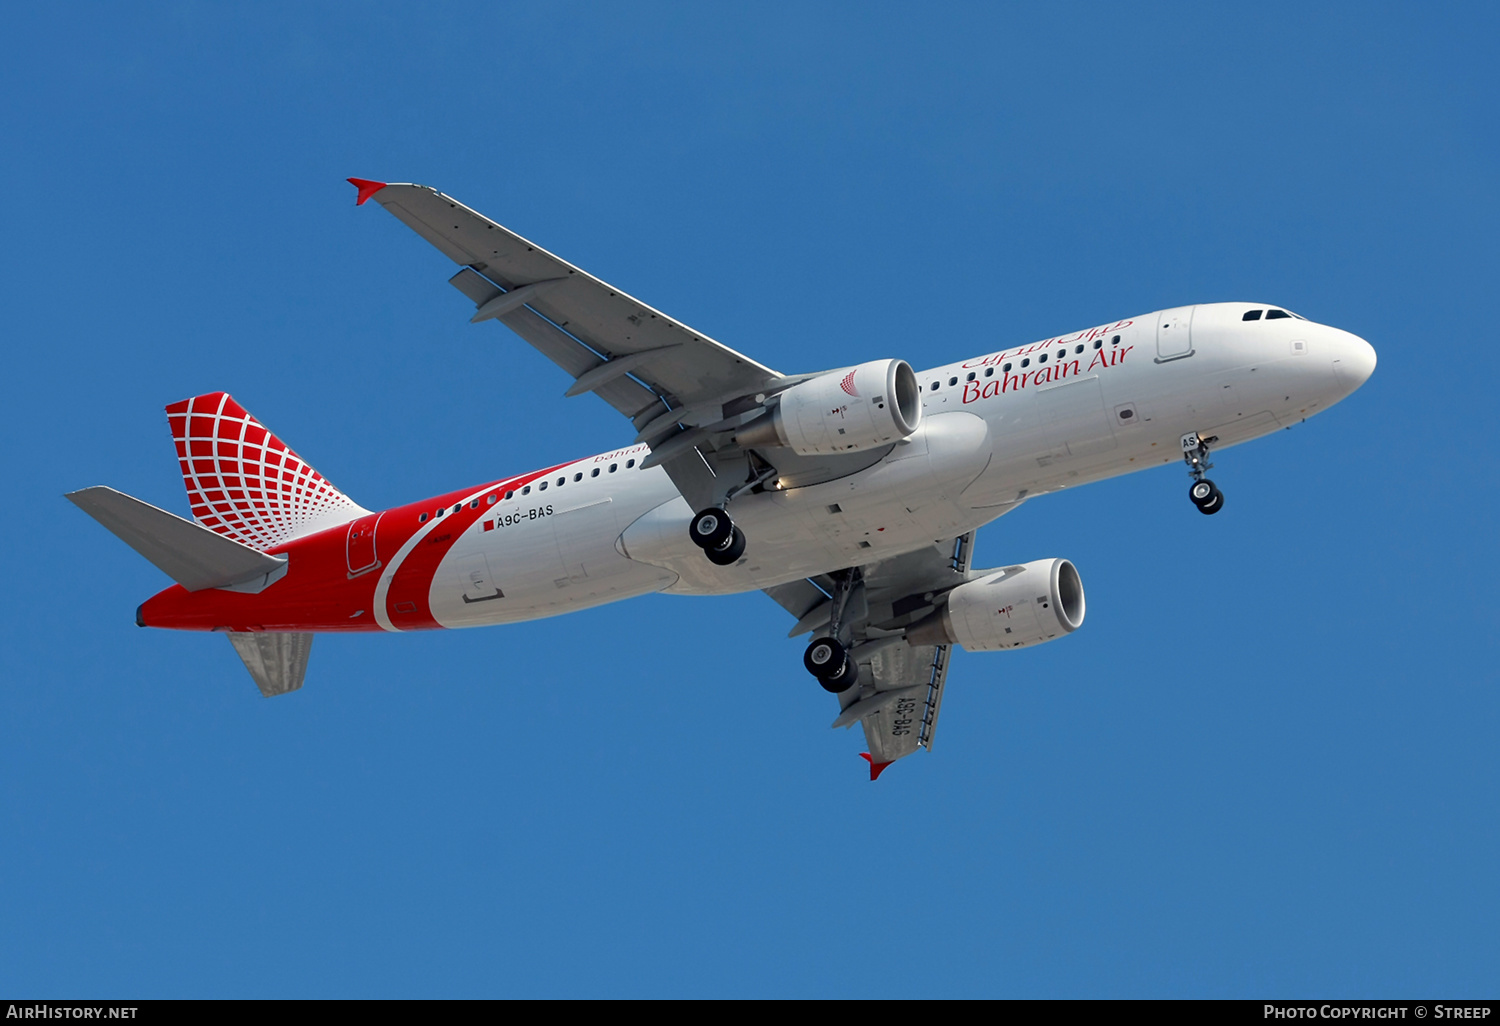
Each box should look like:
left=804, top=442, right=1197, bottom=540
left=2, top=2, right=1496, bottom=997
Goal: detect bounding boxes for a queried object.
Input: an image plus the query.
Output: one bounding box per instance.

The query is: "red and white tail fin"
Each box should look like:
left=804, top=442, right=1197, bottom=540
left=165, top=392, right=368, bottom=552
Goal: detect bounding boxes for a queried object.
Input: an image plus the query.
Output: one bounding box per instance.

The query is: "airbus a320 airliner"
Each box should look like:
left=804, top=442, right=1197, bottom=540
left=68, top=178, right=1376, bottom=778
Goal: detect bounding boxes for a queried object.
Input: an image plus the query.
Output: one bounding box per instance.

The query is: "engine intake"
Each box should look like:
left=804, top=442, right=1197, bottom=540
left=906, top=558, right=1085, bottom=652
left=736, top=359, right=921, bottom=456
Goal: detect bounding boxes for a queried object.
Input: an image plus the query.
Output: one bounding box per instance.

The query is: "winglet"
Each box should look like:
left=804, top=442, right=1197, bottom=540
left=347, top=178, right=388, bottom=206
left=859, top=752, right=894, bottom=781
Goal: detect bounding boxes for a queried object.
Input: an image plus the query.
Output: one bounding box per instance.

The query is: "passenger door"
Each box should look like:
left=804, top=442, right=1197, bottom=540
left=345, top=512, right=382, bottom=577
left=1155, top=306, right=1196, bottom=362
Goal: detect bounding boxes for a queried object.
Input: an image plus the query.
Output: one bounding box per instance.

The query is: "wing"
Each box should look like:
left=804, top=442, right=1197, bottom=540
left=765, top=532, right=976, bottom=780
left=353, top=179, right=873, bottom=509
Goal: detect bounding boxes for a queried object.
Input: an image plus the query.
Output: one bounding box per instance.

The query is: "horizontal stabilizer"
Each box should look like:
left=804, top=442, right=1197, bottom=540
left=227, top=632, right=312, bottom=697
left=66, top=486, right=288, bottom=592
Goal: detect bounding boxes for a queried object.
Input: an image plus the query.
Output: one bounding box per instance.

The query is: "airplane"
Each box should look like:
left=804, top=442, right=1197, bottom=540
left=66, top=177, right=1377, bottom=779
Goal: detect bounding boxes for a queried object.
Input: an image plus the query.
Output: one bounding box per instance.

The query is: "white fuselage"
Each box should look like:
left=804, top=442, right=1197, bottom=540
left=419, top=302, right=1376, bottom=629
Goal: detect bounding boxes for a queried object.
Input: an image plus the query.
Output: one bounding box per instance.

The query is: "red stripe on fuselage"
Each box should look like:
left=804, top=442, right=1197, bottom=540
left=137, top=465, right=567, bottom=633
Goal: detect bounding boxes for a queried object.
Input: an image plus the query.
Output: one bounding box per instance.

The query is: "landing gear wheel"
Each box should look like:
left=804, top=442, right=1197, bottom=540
left=1197, top=489, right=1224, bottom=515
left=1189, top=479, right=1220, bottom=508
left=704, top=526, right=746, bottom=565
left=803, top=636, right=844, bottom=676
left=804, top=636, right=859, bottom=693
left=818, top=660, right=859, bottom=693
left=689, top=508, right=733, bottom=550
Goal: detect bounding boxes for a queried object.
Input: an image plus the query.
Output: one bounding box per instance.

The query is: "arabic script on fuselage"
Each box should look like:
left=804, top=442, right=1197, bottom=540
left=959, top=319, right=1136, bottom=404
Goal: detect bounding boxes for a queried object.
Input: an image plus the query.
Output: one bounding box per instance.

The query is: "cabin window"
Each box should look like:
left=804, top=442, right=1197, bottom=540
left=591, top=468, right=600, bottom=478
left=627, top=459, right=636, bottom=468
left=539, top=481, right=548, bottom=490
left=435, top=507, right=444, bottom=517
left=522, top=485, right=531, bottom=495
left=454, top=504, right=462, bottom=513
left=1112, top=335, right=1121, bottom=345
left=1093, top=340, right=1102, bottom=350
left=469, top=499, right=479, bottom=509
left=1075, top=344, right=1084, bottom=354
left=1243, top=309, right=1263, bottom=321
left=418, top=513, right=428, bottom=523
left=609, top=463, right=618, bottom=472
left=1039, top=353, right=1048, bottom=363
left=574, top=472, right=583, bottom=482
left=1003, top=362, right=1012, bottom=372
left=504, top=490, right=514, bottom=500
left=930, top=381, right=939, bottom=391
left=487, top=494, right=497, bottom=505
left=1021, top=358, right=1030, bottom=368
left=948, top=376, right=958, bottom=386
left=985, top=367, right=994, bottom=377
left=966, top=371, right=976, bottom=381
left=1266, top=309, right=1290, bottom=320
left=556, top=477, right=565, bottom=486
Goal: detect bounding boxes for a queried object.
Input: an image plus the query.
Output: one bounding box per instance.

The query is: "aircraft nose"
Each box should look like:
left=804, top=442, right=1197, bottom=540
left=1332, top=330, right=1377, bottom=392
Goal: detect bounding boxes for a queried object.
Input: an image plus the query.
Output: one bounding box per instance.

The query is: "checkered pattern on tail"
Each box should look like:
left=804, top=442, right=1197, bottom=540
left=165, top=392, right=367, bottom=552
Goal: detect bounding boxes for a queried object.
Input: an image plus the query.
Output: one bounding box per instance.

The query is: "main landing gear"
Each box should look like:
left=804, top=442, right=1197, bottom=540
left=688, top=507, right=746, bottom=566
left=804, top=637, right=859, bottom=693
left=803, top=568, right=862, bottom=694
left=686, top=464, right=775, bottom=566
left=1182, top=431, right=1224, bottom=515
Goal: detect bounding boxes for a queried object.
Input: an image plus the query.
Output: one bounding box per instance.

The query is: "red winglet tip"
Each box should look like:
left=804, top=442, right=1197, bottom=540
left=859, top=753, right=894, bottom=781
left=347, top=178, right=388, bottom=206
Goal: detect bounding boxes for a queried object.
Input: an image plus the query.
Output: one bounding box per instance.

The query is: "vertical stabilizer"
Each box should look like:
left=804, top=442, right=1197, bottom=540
left=227, top=632, right=313, bottom=697
left=166, top=392, right=367, bottom=551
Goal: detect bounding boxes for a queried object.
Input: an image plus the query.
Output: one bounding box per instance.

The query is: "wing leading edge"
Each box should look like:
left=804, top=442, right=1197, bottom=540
left=353, top=179, right=781, bottom=405
left=351, top=178, right=922, bottom=510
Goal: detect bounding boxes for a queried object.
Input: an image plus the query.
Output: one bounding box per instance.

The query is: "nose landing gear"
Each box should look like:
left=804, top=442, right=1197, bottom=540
left=688, top=508, right=746, bottom=565
left=1182, top=432, right=1224, bottom=515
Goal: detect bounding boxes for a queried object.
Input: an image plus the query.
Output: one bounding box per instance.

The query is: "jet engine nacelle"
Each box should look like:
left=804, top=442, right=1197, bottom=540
left=737, top=359, right=922, bottom=456
left=906, top=558, right=1085, bottom=652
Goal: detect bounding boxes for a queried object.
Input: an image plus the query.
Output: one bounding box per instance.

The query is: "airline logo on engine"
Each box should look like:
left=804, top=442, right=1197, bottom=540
left=839, top=371, right=858, bottom=397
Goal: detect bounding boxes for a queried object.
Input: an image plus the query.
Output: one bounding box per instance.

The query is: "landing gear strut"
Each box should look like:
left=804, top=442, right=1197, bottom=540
left=804, top=568, right=862, bottom=694
left=1182, top=431, right=1224, bottom=515
left=688, top=508, right=746, bottom=565
left=686, top=463, right=774, bottom=566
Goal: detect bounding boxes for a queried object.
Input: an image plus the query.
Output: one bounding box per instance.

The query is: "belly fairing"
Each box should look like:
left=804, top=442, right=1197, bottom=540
left=618, top=412, right=993, bottom=595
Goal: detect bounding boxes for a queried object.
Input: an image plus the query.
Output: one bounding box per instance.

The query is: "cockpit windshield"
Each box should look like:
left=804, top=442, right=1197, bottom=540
left=1244, top=307, right=1306, bottom=321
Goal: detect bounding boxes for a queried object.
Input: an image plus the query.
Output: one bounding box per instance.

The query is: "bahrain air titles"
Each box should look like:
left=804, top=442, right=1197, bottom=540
left=67, top=178, right=1376, bottom=779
